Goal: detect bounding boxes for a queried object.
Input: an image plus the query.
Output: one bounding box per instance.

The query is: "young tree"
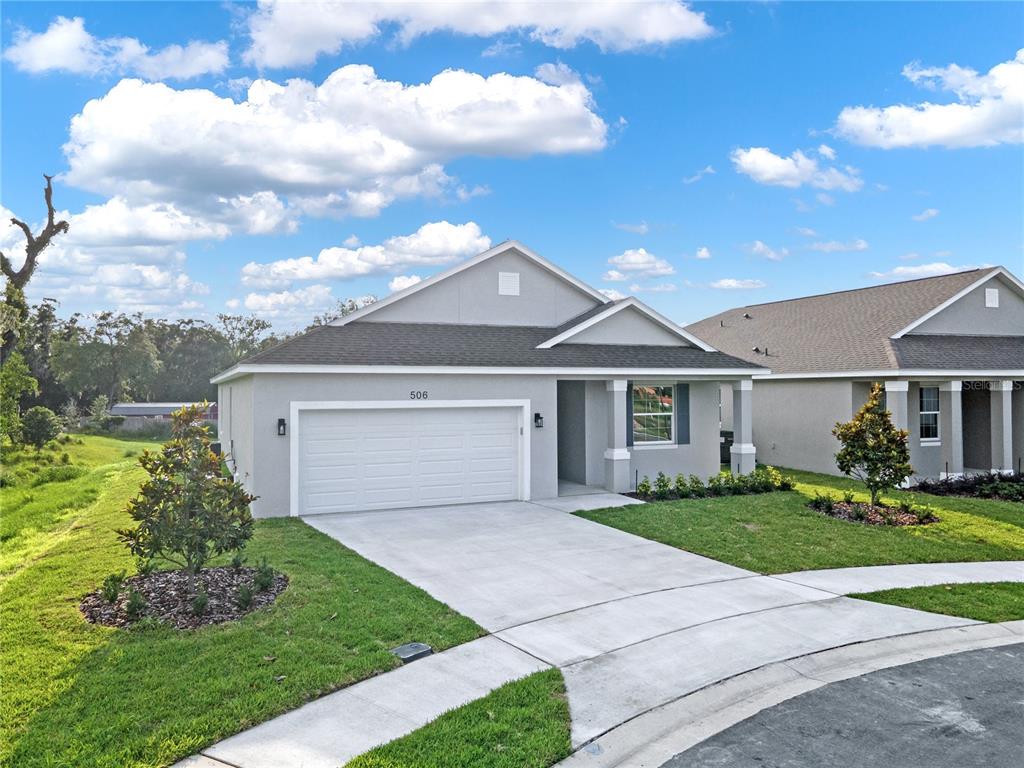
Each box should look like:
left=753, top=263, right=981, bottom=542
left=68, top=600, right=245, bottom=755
left=22, top=406, right=60, bottom=450
left=0, top=352, right=39, bottom=445
left=117, top=404, right=256, bottom=593
left=0, top=175, right=70, bottom=363
left=833, top=383, right=913, bottom=506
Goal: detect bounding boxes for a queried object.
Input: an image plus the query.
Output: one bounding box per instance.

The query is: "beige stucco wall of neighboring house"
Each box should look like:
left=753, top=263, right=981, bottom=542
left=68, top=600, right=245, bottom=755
left=751, top=379, right=854, bottom=475
left=630, top=380, right=724, bottom=483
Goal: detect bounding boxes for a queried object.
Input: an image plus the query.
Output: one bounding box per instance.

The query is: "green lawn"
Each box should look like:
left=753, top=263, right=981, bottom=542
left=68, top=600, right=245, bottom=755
left=1, top=435, right=483, bottom=768
left=853, top=582, right=1024, bottom=623
left=577, top=468, right=1024, bottom=574
left=345, top=669, right=571, bottom=768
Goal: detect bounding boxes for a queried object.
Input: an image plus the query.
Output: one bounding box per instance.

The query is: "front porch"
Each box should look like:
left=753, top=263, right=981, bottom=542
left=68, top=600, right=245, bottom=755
left=555, top=378, right=756, bottom=496
left=883, top=379, right=1022, bottom=479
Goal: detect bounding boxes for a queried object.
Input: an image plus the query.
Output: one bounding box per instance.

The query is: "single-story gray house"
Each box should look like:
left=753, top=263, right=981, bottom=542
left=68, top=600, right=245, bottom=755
left=213, top=241, right=766, bottom=517
left=688, top=266, right=1024, bottom=480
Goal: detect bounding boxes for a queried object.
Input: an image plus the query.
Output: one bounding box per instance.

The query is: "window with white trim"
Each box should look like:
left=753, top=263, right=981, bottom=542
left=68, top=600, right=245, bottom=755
left=919, top=386, right=939, bottom=441
left=632, top=382, right=673, bottom=444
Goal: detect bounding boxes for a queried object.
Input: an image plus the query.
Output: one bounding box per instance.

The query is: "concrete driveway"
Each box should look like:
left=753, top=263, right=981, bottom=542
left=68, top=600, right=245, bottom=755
left=302, top=501, right=975, bottom=747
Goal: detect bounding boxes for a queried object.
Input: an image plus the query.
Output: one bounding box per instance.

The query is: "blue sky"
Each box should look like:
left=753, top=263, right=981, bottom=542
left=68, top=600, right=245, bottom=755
left=2, top=1, right=1022, bottom=329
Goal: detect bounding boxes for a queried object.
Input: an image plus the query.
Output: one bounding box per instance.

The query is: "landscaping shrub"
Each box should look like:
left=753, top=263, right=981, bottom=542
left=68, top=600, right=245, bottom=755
left=833, top=383, right=913, bottom=506
left=911, top=472, right=1024, bottom=503
left=636, top=476, right=652, bottom=497
left=101, top=572, right=125, bottom=603
left=688, top=475, right=706, bottom=498
left=673, top=473, right=689, bottom=498
left=810, top=491, right=835, bottom=513
left=253, top=558, right=275, bottom=591
left=22, top=406, right=61, bottom=450
left=191, top=586, right=209, bottom=616
left=31, top=465, right=85, bottom=485
left=125, top=589, right=146, bottom=619
left=632, top=466, right=795, bottom=502
left=235, top=583, right=254, bottom=610
left=654, top=472, right=671, bottom=500
left=117, top=403, right=256, bottom=594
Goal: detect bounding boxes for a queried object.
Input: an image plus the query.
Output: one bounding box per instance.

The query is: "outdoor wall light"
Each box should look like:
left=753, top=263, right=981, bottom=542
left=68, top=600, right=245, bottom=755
left=277, top=418, right=287, bottom=436
left=534, top=412, right=544, bottom=428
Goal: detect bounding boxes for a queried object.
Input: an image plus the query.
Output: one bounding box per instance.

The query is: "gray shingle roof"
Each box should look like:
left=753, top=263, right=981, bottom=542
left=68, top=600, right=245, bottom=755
left=242, top=321, right=760, bottom=370
left=891, top=335, right=1024, bottom=370
left=686, top=268, right=1010, bottom=374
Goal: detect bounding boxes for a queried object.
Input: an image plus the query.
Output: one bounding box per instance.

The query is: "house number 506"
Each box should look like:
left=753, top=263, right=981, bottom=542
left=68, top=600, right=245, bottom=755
left=409, top=390, right=429, bottom=400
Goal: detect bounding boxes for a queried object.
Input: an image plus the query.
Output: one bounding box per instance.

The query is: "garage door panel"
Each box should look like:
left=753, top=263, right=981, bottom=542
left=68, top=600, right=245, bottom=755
left=298, top=405, right=521, bottom=515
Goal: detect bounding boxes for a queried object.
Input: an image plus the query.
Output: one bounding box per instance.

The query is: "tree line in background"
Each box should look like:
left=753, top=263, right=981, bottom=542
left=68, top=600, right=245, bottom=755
left=2, top=177, right=375, bottom=447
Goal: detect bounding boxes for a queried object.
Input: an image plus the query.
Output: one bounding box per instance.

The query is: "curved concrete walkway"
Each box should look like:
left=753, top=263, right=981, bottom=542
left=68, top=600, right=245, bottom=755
left=185, top=502, right=1024, bottom=768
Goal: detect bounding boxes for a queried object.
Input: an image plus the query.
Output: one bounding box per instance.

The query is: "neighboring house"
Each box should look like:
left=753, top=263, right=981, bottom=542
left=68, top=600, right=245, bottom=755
left=110, top=402, right=219, bottom=420
left=688, top=267, right=1024, bottom=480
left=212, top=241, right=766, bottom=518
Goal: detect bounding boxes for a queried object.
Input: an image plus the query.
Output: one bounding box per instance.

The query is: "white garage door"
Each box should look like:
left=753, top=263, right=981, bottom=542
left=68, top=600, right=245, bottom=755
left=298, top=406, right=522, bottom=515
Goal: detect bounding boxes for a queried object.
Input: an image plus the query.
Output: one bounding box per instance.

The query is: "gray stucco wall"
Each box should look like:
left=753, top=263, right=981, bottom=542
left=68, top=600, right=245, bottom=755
left=362, top=248, right=600, bottom=327
left=567, top=308, right=689, bottom=346
left=245, top=372, right=560, bottom=517
left=1014, top=383, right=1024, bottom=474
left=557, top=381, right=587, bottom=483
left=906, top=382, right=942, bottom=478
left=630, top=381, right=721, bottom=484
left=584, top=381, right=608, bottom=485
left=752, top=379, right=854, bottom=475
left=914, top=275, right=1024, bottom=336
left=219, top=376, right=254, bottom=494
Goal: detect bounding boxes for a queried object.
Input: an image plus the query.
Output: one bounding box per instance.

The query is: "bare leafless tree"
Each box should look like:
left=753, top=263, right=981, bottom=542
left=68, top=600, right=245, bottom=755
left=1, top=175, right=70, bottom=364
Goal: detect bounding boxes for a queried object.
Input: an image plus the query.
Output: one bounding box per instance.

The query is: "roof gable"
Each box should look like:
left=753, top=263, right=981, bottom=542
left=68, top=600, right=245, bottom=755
left=331, top=240, right=607, bottom=328
left=538, top=298, right=715, bottom=350
left=686, top=267, right=1007, bottom=374
left=894, top=268, right=1024, bottom=338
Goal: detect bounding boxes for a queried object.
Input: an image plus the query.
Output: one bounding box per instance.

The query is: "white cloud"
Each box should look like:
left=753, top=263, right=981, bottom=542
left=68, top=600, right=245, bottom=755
left=809, top=238, right=869, bottom=253
left=481, top=40, right=522, bottom=58
left=695, top=246, right=711, bottom=260
left=682, top=164, right=715, bottom=184
left=794, top=227, right=818, bottom=237
left=731, top=147, right=863, bottom=192
left=66, top=197, right=230, bottom=246
left=912, top=207, right=940, bottom=221
left=612, top=220, right=649, bottom=235
left=388, top=274, right=422, bottom=292
left=3, top=16, right=228, bottom=80
left=749, top=240, right=788, bottom=261
left=599, top=288, right=628, bottom=300
left=817, top=144, right=837, bottom=160
left=629, top=282, right=677, bottom=293
left=242, top=284, right=335, bottom=318
left=603, top=248, right=674, bottom=281
left=869, top=262, right=987, bottom=280
left=64, top=66, right=606, bottom=222
left=835, top=49, right=1024, bottom=148
left=241, top=221, right=490, bottom=287
left=816, top=192, right=835, bottom=206
left=244, top=0, right=715, bottom=68
left=710, top=278, right=767, bottom=290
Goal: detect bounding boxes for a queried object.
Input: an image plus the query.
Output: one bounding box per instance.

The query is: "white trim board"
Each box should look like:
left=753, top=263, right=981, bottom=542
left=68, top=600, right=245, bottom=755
left=329, top=240, right=609, bottom=327
left=891, top=267, right=1024, bottom=339
left=289, top=399, right=532, bottom=517
left=536, top=297, right=716, bottom=352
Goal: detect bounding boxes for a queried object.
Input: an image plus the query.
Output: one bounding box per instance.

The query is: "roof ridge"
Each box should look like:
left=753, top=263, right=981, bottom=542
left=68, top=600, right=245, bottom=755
left=726, top=267, right=996, bottom=312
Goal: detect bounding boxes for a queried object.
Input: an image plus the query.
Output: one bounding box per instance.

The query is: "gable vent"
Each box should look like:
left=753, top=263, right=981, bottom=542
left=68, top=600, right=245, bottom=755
left=498, top=271, right=520, bottom=296
left=985, top=287, right=999, bottom=308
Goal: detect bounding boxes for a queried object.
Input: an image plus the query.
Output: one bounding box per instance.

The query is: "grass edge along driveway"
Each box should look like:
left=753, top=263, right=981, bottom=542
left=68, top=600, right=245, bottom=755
left=576, top=468, right=1024, bottom=575
left=853, top=582, right=1024, bottom=623
left=1, top=436, right=483, bottom=768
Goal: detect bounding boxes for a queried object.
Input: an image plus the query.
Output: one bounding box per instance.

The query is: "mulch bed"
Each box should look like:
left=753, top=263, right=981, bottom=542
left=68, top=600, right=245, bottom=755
left=81, top=566, right=288, bottom=630
left=811, top=501, right=938, bottom=527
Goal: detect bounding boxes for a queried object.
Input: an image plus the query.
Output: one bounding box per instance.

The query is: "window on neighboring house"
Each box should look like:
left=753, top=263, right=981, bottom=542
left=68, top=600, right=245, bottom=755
left=632, top=382, right=673, bottom=444
left=919, top=386, right=939, bottom=440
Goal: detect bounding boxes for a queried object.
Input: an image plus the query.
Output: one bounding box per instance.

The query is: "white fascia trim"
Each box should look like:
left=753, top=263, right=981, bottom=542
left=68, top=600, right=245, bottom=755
left=891, top=267, right=1024, bottom=339
left=536, top=297, right=716, bottom=352
left=289, top=399, right=532, bottom=517
left=213, top=364, right=768, bottom=384
left=756, top=369, right=1024, bottom=381
left=329, top=240, right=608, bottom=327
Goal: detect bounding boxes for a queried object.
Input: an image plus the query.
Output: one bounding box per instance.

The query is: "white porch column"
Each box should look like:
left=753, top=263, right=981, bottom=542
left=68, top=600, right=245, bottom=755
left=604, top=379, right=631, bottom=493
left=939, top=381, right=964, bottom=479
left=730, top=380, right=756, bottom=475
left=990, top=380, right=1013, bottom=474
left=883, top=380, right=909, bottom=432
